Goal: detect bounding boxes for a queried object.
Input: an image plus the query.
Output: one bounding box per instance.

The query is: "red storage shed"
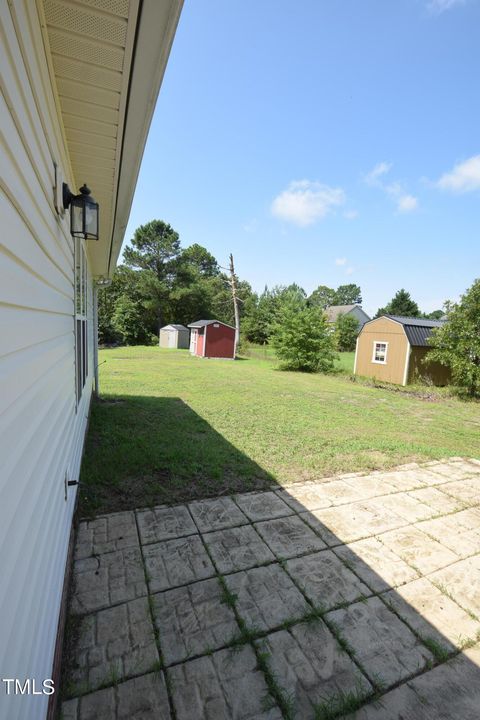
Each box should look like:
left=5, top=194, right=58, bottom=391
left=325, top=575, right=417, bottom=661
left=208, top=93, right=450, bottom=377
left=188, top=320, right=236, bottom=359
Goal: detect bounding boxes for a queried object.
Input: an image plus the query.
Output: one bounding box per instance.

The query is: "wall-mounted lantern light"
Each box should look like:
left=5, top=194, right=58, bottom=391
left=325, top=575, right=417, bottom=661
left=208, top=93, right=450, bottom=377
left=63, top=183, right=99, bottom=240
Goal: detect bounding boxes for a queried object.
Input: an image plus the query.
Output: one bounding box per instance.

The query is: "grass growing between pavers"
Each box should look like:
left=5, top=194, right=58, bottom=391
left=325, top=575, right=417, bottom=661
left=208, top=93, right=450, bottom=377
left=313, top=684, right=371, bottom=720
left=62, top=462, right=480, bottom=719
left=79, top=346, right=480, bottom=516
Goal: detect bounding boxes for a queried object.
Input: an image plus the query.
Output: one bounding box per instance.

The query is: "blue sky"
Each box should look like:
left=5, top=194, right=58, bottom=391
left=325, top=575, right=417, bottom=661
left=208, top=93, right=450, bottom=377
left=123, top=0, right=480, bottom=317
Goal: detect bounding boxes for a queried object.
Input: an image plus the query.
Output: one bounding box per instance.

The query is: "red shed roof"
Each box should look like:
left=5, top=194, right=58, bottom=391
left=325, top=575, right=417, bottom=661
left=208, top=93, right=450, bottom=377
left=188, top=319, right=235, bottom=330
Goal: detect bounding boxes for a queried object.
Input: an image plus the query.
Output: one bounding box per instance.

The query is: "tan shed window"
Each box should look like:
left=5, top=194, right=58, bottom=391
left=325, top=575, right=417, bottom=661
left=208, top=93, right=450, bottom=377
left=372, top=341, right=388, bottom=364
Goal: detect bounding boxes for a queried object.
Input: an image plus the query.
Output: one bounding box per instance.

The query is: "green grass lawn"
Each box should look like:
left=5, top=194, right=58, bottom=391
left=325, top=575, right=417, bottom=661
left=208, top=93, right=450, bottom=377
left=241, top=343, right=355, bottom=373
left=335, top=351, right=355, bottom=373
left=80, top=346, right=480, bottom=516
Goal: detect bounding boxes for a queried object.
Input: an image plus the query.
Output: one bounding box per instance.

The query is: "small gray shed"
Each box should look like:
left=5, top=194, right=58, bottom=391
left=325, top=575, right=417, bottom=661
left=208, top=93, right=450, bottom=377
left=159, top=324, right=190, bottom=349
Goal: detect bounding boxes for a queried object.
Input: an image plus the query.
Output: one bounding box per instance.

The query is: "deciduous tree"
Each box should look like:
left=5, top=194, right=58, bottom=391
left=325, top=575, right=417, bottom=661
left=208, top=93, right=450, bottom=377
left=308, top=285, right=336, bottom=309
left=424, top=309, right=444, bottom=320
left=334, top=284, right=362, bottom=305
left=426, top=280, right=480, bottom=396
left=335, top=314, right=360, bottom=352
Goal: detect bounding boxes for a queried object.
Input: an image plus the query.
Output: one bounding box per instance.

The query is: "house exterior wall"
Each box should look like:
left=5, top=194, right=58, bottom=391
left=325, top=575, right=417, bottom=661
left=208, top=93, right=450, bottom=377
left=348, top=306, right=370, bottom=328
left=354, top=318, right=409, bottom=385
left=205, top=323, right=235, bottom=358
left=0, top=4, right=94, bottom=719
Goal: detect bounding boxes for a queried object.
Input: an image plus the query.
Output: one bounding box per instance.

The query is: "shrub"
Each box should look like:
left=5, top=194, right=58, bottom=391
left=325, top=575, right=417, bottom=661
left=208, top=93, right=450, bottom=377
left=236, top=338, right=250, bottom=356
left=270, top=295, right=337, bottom=372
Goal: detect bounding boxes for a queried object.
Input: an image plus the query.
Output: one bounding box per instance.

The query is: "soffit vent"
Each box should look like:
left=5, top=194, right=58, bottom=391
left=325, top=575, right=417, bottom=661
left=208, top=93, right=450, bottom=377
left=75, top=0, right=129, bottom=17
left=44, top=0, right=128, bottom=46
left=48, top=29, right=124, bottom=70
left=52, top=55, right=123, bottom=93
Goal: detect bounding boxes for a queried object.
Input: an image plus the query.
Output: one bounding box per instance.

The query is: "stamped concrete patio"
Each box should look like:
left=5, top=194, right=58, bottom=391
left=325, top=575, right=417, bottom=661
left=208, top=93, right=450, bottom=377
left=61, top=458, right=480, bottom=719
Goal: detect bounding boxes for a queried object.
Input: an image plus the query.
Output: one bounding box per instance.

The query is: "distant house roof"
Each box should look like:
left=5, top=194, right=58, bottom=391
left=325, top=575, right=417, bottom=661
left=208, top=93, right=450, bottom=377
left=385, top=315, right=446, bottom=347
left=161, top=324, right=188, bottom=331
left=325, top=305, right=370, bottom=323
left=188, top=319, right=236, bottom=330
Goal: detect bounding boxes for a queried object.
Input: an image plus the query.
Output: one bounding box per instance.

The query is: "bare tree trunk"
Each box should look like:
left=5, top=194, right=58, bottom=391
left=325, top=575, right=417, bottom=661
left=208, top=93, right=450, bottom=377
left=229, top=253, right=240, bottom=355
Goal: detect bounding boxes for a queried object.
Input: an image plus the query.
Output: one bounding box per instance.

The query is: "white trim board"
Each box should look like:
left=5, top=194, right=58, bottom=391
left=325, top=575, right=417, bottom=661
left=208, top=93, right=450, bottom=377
left=371, top=340, right=389, bottom=364
left=353, top=336, right=359, bottom=374
left=402, top=340, right=411, bottom=386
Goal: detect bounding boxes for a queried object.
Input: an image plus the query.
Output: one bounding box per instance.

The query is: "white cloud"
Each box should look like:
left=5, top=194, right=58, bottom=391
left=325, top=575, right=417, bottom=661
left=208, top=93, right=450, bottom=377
left=427, top=0, right=466, bottom=14
left=397, top=194, right=418, bottom=213
left=387, top=183, right=419, bottom=212
left=364, top=162, right=392, bottom=186
left=344, top=209, right=358, bottom=220
left=334, top=257, right=355, bottom=274
left=385, top=181, right=402, bottom=197
left=271, top=180, right=345, bottom=227
left=365, top=163, right=419, bottom=212
left=436, top=154, right=480, bottom=193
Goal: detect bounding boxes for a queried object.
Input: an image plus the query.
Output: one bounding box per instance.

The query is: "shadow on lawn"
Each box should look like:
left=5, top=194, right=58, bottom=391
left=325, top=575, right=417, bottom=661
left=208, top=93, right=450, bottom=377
left=80, top=396, right=275, bottom=517
left=73, top=395, right=480, bottom=719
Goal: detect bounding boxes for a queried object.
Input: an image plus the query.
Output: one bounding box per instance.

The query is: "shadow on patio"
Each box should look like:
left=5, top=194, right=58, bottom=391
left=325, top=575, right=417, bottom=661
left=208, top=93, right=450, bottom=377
left=61, top=397, right=480, bottom=719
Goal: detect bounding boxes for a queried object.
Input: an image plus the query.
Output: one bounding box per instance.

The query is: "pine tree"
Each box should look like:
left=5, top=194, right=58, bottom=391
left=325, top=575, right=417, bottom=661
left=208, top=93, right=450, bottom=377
left=376, top=289, right=420, bottom=318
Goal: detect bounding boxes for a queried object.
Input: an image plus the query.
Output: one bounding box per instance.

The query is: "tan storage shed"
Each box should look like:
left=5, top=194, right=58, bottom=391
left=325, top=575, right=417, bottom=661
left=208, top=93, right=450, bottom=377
left=159, top=324, right=190, bottom=349
left=354, top=316, right=450, bottom=386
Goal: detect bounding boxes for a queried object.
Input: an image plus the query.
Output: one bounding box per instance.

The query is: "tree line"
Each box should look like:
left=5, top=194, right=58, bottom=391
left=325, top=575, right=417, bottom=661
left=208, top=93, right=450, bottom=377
left=99, top=219, right=366, bottom=347
left=99, top=220, right=250, bottom=345
left=99, top=219, right=443, bottom=346
left=99, top=219, right=480, bottom=395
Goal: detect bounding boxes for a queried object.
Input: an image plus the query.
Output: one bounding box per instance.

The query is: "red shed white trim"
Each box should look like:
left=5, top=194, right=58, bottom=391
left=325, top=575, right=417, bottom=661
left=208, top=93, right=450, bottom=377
left=188, top=320, right=236, bottom=359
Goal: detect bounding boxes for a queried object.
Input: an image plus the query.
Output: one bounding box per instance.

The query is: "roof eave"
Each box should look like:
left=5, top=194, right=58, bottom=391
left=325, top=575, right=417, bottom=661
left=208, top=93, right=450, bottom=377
left=40, top=0, right=183, bottom=279
left=107, top=0, right=183, bottom=277
left=359, top=315, right=405, bottom=332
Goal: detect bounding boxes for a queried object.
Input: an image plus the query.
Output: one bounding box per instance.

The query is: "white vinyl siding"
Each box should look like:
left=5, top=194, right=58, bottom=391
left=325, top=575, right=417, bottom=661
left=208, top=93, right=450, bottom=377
left=0, top=4, right=93, bottom=720
left=349, top=306, right=371, bottom=328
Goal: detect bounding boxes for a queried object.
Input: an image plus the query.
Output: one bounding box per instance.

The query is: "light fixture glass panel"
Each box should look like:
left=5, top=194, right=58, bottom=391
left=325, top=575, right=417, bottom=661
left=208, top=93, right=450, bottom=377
left=85, top=202, right=98, bottom=238
left=71, top=202, right=84, bottom=236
